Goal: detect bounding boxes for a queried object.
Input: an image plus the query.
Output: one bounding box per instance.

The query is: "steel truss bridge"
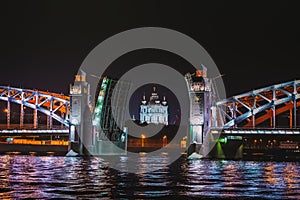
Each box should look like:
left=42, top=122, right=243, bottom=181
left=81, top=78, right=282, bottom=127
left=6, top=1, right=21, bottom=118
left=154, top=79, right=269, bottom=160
left=0, top=80, right=299, bottom=134
left=216, top=80, right=300, bottom=129
left=0, top=86, right=70, bottom=131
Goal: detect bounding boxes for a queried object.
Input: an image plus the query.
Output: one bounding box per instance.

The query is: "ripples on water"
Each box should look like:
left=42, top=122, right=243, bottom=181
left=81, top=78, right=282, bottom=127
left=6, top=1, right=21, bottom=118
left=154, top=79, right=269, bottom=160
left=0, top=155, right=300, bottom=199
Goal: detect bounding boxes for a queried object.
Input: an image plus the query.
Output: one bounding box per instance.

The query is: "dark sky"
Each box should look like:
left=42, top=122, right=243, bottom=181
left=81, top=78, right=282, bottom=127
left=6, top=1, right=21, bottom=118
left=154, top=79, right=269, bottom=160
left=1, top=1, right=300, bottom=98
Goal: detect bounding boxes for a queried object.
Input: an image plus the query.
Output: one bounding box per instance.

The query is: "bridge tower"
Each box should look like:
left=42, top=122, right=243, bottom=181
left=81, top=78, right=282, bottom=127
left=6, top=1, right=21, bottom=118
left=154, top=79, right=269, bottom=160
left=185, top=65, right=212, bottom=156
left=69, top=70, right=92, bottom=155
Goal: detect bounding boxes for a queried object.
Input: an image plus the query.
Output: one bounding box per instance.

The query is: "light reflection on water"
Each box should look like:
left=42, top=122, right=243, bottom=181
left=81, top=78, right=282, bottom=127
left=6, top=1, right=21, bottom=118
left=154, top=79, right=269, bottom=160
left=0, top=155, right=300, bottom=199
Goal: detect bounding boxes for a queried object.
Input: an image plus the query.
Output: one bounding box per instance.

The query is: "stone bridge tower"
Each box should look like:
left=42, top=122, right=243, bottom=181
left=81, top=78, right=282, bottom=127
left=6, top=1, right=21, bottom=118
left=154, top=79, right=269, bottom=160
left=185, top=65, right=212, bottom=157
left=69, top=70, right=92, bottom=155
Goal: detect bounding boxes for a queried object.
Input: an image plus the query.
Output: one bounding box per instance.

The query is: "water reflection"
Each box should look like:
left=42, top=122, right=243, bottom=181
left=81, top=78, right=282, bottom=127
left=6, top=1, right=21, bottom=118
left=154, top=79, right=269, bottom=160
left=0, top=155, right=300, bottom=199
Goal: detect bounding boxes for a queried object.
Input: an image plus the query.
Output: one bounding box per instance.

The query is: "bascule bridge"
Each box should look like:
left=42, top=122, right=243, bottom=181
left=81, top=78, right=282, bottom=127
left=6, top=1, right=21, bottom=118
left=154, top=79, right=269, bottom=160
left=0, top=68, right=299, bottom=159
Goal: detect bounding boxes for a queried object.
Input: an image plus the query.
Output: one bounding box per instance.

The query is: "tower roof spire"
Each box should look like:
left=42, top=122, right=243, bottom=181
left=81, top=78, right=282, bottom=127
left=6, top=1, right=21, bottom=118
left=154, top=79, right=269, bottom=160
left=162, top=95, right=167, bottom=105
left=141, top=92, right=146, bottom=104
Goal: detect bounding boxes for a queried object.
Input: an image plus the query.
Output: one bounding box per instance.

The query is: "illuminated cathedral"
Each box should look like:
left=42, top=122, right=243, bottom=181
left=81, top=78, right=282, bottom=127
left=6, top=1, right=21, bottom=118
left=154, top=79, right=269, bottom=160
left=139, top=87, right=168, bottom=125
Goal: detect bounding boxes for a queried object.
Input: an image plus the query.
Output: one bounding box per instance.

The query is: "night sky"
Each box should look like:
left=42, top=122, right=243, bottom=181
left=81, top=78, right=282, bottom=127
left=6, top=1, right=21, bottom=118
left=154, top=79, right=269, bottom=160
left=1, top=1, right=300, bottom=113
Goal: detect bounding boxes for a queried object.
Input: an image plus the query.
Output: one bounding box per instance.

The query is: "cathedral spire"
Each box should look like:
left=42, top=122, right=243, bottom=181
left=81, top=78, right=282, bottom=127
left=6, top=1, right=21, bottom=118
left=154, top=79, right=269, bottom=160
left=162, top=96, right=167, bottom=105
left=141, top=93, right=146, bottom=105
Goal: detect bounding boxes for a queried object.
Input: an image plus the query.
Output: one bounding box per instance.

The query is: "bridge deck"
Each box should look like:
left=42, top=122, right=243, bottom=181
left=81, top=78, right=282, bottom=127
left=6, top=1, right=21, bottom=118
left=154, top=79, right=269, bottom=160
left=222, top=129, right=300, bottom=135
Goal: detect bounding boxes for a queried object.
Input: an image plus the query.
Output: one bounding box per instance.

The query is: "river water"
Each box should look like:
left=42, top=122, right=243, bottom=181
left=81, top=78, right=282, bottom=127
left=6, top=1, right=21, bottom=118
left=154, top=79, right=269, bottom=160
left=0, top=154, right=300, bottom=199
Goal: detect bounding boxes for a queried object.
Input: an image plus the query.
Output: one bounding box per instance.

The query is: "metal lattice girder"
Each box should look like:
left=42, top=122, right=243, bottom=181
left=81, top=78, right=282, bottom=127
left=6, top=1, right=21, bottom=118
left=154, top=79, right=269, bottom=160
left=216, top=80, right=300, bottom=128
left=0, top=86, right=70, bottom=127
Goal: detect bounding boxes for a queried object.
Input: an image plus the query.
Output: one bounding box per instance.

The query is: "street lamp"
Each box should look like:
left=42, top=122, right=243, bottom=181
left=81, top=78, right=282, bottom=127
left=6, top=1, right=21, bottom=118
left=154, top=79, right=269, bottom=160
left=141, top=134, right=145, bottom=147
left=163, top=135, right=167, bottom=147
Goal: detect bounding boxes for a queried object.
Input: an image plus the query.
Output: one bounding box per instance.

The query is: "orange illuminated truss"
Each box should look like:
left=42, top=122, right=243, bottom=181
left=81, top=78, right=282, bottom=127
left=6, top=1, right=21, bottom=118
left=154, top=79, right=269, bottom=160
left=216, top=80, right=300, bottom=128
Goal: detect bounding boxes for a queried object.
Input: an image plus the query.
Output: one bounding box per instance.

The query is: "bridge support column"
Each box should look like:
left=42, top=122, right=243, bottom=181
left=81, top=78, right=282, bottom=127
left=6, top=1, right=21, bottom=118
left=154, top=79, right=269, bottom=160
left=252, top=115, right=255, bottom=128
left=61, top=113, right=64, bottom=128
left=7, top=89, right=11, bottom=129
left=272, top=89, right=276, bottom=128
left=290, top=108, right=293, bottom=128
left=294, top=99, right=297, bottom=128
left=20, top=91, right=25, bottom=129
left=7, top=100, right=10, bottom=129
left=272, top=106, right=276, bottom=128
left=252, top=93, right=256, bottom=128
left=47, top=116, right=53, bottom=129
left=33, top=109, right=38, bottom=129
left=20, top=104, right=24, bottom=129
left=48, top=98, right=53, bottom=129
left=232, top=101, right=237, bottom=128
left=33, top=93, right=38, bottom=129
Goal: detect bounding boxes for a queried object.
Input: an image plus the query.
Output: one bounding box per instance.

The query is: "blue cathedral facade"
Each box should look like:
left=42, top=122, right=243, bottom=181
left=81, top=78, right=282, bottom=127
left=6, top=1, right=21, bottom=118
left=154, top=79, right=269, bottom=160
left=139, top=87, right=168, bottom=125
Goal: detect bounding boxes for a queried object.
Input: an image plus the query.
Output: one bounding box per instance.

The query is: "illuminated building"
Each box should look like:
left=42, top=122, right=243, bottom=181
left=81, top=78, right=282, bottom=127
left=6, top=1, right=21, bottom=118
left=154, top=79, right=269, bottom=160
left=139, top=86, right=168, bottom=125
